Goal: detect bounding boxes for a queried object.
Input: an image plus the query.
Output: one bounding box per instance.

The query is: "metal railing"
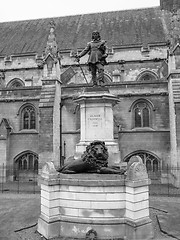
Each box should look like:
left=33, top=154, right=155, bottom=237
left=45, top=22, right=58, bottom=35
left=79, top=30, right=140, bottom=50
left=0, top=164, right=180, bottom=196
left=0, top=164, right=40, bottom=194
left=148, top=165, right=180, bottom=197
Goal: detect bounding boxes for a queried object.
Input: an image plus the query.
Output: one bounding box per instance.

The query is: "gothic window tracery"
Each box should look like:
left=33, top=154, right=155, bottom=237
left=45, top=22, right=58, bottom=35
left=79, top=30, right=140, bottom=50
left=15, top=152, right=38, bottom=171
left=21, top=105, right=36, bottom=130
left=7, top=78, right=25, bottom=88
left=136, top=70, right=158, bottom=82
left=124, top=151, right=160, bottom=180
left=133, top=101, right=150, bottom=128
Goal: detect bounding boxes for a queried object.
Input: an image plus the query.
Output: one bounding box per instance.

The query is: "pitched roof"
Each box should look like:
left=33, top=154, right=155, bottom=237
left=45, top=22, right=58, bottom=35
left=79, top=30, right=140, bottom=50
left=0, top=7, right=168, bottom=56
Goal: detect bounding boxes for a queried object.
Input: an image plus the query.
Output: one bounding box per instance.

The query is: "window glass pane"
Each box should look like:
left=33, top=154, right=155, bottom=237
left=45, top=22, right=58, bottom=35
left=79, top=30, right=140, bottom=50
left=12, top=82, right=22, bottom=88
left=34, top=159, right=38, bottom=170
left=135, top=108, right=142, bottom=127
left=153, top=160, right=158, bottom=172
left=18, top=159, right=22, bottom=170
left=30, top=111, right=36, bottom=129
left=143, top=107, right=149, bottom=127
left=23, top=160, right=27, bottom=170
left=29, top=155, right=34, bottom=169
left=142, top=74, right=152, bottom=81
left=146, top=160, right=152, bottom=171
left=23, top=111, right=29, bottom=129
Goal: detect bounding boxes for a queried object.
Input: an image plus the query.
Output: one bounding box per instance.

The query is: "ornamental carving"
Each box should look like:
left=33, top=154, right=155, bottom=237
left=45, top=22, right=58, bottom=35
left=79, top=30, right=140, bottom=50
left=0, top=72, right=5, bottom=87
left=126, top=161, right=148, bottom=181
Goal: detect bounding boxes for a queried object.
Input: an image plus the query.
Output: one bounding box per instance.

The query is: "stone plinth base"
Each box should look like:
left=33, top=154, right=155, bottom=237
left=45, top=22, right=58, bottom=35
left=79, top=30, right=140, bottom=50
left=37, top=161, right=154, bottom=240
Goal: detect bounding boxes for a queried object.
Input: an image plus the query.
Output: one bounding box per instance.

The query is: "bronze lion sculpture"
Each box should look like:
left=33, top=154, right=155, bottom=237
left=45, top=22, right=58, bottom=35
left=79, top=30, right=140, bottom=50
left=58, top=140, right=125, bottom=174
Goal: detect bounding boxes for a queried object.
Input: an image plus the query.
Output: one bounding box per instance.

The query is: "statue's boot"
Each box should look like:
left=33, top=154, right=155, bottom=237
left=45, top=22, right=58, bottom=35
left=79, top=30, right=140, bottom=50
left=92, top=76, right=97, bottom=86
left=98, top=69, right=105, bottom=86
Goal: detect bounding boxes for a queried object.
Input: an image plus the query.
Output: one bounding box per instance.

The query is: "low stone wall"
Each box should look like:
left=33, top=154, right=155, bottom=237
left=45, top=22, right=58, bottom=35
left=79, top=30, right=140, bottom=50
left=38, top=161, right=153, bottom=240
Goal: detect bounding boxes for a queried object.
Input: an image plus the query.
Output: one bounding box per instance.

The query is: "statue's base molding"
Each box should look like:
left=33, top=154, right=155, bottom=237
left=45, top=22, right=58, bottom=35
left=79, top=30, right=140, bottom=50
left=38, top=214, right=153, bottom=240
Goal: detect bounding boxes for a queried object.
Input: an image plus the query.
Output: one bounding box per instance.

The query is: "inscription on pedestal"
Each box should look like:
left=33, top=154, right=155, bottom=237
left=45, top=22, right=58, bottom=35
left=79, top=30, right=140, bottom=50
left=88, top=114, right=102, bottom=128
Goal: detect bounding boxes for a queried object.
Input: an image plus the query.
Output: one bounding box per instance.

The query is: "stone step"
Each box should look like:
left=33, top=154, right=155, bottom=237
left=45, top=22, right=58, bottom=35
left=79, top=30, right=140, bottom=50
left=172, top=81, right=180, bottom=101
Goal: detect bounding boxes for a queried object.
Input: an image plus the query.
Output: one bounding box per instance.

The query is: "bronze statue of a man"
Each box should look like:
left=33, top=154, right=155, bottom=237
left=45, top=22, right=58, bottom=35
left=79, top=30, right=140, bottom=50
left=76, top=31, right=108, bottom=86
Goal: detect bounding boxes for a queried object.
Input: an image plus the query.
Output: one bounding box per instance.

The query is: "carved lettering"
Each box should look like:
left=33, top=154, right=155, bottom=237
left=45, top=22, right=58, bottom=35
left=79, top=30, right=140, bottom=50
left=88, top=114, right=102, bottom=128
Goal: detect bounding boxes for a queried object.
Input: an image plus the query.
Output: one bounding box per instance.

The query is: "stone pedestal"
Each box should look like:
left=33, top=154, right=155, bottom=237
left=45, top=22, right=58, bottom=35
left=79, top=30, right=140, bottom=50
left=74, top=87, right=120, bottom=166
left=38, top=160, right=154, bottom=240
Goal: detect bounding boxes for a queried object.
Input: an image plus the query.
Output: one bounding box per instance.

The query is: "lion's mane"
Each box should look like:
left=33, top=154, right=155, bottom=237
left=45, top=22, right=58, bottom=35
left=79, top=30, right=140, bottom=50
left=81, top=140, right=108, bottom=170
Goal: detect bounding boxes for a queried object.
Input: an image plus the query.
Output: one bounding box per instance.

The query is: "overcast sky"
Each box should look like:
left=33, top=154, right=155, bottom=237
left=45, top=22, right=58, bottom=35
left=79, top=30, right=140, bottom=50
left=0, top=0, right=160, bottom=22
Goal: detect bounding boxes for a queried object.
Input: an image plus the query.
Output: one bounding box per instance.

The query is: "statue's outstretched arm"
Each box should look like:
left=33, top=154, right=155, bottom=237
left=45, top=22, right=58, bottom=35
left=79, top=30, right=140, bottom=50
left=78, top=43, right=91, bottom=58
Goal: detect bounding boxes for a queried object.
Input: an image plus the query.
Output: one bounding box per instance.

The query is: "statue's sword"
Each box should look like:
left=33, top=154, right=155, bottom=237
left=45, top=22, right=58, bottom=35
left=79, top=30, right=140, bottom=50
left=78, top=61, right=88, bottom=84
left=76, top=59, right=89, bottom=85
left=71, top=52, right=89, bottom=85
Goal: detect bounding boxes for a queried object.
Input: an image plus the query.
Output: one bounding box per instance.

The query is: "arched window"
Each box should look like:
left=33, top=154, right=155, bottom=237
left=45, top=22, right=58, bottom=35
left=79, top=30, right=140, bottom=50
left=124, top=151, right=160, bottom=180
left=21, top=105, right=36, bottom=130
left=136, top=70, right=158, bottom=82
left=134, top=102, right=150, bottom=128
left=15, top=152, right=38, bottom=171
left=7, top=78, right=25, bottom=88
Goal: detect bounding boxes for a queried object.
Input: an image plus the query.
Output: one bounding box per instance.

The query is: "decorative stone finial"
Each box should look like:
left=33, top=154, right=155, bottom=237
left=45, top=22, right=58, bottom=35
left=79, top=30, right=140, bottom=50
left=41, top=161, right=59, bottom=179
left=44, top=20, right=58, bottom=59
left=126, top=155, right=148, bottom=181
left=42, top=20, right=62, bottom=78
left=0, top=71, right=5, bottom=88
left=126, top=161, right=148, bottom=181
left=127, top=155, right=143, bottom=171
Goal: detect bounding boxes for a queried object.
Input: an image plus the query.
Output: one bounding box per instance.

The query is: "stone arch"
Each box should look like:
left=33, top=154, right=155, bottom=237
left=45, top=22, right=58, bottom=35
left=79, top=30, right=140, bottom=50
left=6, top=78, right=25, bottom=88
left=136, top=70, right=158, bottom=82
left=129, top=98, right=156, bottom=112
left=14, top=150, right=38, bottom=181
left=104, top=72, right=112, bottom=83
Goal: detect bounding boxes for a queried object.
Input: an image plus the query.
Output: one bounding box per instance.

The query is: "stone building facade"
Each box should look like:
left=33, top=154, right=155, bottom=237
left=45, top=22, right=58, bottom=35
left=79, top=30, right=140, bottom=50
left=0, top=0, right=180, bottom=183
